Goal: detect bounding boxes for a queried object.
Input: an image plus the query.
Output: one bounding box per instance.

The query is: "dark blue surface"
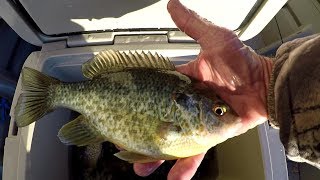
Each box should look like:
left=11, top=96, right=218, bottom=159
left=0, top=19, right=40, bottom=179
left=0, top=19, right=40, bottom=101
left=0, top=98, right=9, bottom=122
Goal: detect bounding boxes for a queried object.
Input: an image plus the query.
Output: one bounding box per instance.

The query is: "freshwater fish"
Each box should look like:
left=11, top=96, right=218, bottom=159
left=15, top=49, right=240, bottom=163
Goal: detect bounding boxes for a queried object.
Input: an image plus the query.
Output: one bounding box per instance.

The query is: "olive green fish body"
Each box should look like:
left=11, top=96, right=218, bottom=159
left=49, top=69, right=209, bottom=159
left=15, top=50, right=240, bottom=162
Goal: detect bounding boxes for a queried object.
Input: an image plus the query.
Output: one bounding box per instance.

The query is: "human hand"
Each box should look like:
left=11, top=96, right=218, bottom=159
left=134, top=0, right=274, bottom=179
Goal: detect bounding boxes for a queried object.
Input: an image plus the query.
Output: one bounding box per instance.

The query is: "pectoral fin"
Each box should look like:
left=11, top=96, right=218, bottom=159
left=114, top=151, right=159, bottom=163
left=58, top=115, right=105, bottom=146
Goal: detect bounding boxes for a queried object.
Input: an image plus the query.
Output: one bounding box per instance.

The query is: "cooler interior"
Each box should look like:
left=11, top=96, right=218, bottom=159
left=6, top=48, right=266, bottom=180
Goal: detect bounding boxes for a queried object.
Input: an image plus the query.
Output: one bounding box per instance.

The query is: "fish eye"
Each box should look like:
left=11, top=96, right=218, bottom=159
left=213, top=106, right=226, bottom=116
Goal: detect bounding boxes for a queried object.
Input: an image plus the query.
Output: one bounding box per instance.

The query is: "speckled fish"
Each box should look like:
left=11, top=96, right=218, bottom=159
left=15, top=49, right=240, bottom=163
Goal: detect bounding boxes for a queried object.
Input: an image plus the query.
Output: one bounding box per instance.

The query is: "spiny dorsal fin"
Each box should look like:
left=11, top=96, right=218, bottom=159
left=82, top=49, right=175, bottom=79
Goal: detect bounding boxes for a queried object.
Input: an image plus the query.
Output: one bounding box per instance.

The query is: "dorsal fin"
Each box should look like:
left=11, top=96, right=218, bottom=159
left=82, top=49, right=175, bottom=79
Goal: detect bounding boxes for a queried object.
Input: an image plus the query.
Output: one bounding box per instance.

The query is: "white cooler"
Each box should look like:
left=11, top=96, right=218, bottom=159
left=0, top=0, right=288, bottom=179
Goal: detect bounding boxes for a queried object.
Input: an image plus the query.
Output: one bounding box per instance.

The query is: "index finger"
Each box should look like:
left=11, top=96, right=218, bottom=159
left=133, top=161, right=164, bottom=177
left=168, top=153, right=206, bottom=180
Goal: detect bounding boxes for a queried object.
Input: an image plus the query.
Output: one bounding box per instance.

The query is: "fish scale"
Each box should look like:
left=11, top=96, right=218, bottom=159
left=50, top=69, right=192, bottom=157
left=15, top=50, right=240, bottom=162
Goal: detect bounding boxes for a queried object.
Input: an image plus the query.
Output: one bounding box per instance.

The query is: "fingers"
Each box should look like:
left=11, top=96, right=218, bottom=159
left=167, top=0, right=210, bottom=41
left=133, top=153, right=206, bottom=179
left=175, top=58, right=203, bottom=81
left=168, top=153, right=206, bottom=180
left=133, top=160, right=165, bottom=177
left=175, top=61, right=196, bottom=77
left=115, top=145, right=162, bottom=177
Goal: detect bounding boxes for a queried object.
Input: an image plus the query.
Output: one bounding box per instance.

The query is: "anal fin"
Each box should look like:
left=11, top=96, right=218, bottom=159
left=114, top=151, right=159, bottom=163
left=58, top=115, right=105, bottom=146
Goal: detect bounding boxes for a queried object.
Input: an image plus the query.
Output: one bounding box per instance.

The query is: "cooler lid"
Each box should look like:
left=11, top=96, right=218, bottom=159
left=0, top=0, right=288, bottom=45
left=19, top=0, right=256, bottom=35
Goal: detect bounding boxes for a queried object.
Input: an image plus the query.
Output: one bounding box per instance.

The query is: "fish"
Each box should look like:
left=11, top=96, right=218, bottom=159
left=14, top=49, right=241, bottom=163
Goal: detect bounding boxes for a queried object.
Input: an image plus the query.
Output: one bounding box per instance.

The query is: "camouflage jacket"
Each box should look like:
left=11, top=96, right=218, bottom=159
left=268, top=34, right=320, bottom=168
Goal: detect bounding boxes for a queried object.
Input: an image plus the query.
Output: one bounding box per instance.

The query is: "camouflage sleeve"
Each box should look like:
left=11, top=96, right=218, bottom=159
left=267, top=33, right=320, bottom=168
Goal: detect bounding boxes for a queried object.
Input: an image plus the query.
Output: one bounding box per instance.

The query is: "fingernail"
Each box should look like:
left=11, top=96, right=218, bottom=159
left=143, top=165, right=158, bottom=176
left=134, top=161, right=164, bottom=177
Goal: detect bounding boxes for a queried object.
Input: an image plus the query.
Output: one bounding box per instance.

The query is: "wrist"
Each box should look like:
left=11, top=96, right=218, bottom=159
left=259, top=56, right=274, bottom=98
left=254, top=55, right=274, bottom=123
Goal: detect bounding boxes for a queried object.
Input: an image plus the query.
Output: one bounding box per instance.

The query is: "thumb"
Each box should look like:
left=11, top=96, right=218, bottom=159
left=167, top=0, right=237, bottom=50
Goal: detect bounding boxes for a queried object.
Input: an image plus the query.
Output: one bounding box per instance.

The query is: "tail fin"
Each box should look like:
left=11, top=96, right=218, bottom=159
left=15, top=67, right=60, bottom=127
